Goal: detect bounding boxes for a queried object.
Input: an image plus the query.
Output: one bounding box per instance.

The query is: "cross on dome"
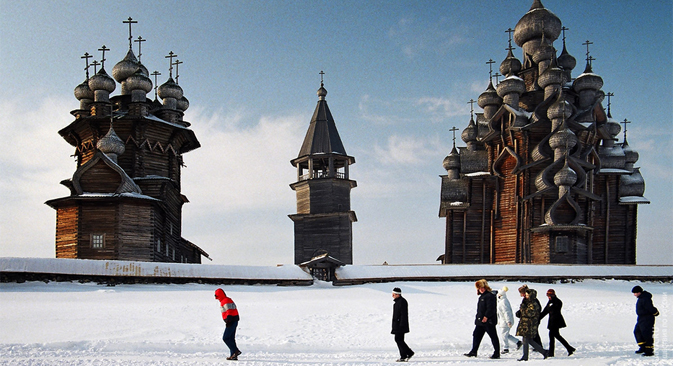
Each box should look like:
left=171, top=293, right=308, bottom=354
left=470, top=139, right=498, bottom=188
left=621, top=118, right=631, bottom=141
left=165, top=51, right=177, bottom=78
left=98, top=45, right=110, bottom=69
left=605, top=92, right=614, bottom=117
left=123, top=17, right=138, bottom=50
left=486, top=59, right=495, bottom=82
left=151, top=70, right=161, bottom=99
left=174, top=59, right=183, bottom=84
left=134, top=36, right=146, bottom=62
left=449, top=126, right=459, bottom=148
left=81, top=52, right=92, bottom=79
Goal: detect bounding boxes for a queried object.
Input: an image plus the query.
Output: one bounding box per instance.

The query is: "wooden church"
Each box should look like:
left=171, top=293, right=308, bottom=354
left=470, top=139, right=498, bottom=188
left=289, top=77, right=356, bottom=275
left=439, top=0, right=649, bottom=265
left=46, top=19, right=209, bottom=263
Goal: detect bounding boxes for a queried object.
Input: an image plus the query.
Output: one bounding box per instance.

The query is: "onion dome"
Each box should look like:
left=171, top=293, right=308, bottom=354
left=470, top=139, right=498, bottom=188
left=557, top=43, right=576, bottom=71
left=317, top=84, right=328, bottom=100
left=532, top=42, right=555, bottom=65
left=496, top=75, right=525, bottom=99
left=97, top=123, right=125, bottom=157
left=619, top=168, right=645, bottom=197
left=549, top=127, right=577, bottom=151
left=88, top=68, right=116, bottom=102
left=573, top=69, right=603, bottom=93
left=546, top=98, right=572, bottom=121
left=461, top=116, right=478, bottom=144
left=74, top=80, right=94, bottom=102
left=622, top=138, right=639, bottom=165
left=606, top=119, right=621, bottom=138
left=112, top=49, right=147, bottom=82
left=500, top=48, right=522, bottom=77
left=126, top=69, right=152, bottom=94
left=158, top=78, right=184, bottom=100
left=442, top=146, right=461, bottom=179
left=177, top=96, right=190, bottom=111
left=513, top=1, right=562, bottom=47
left=554, top=159, right=577, bottom=187
left=477, top=81, right=502, bottom=109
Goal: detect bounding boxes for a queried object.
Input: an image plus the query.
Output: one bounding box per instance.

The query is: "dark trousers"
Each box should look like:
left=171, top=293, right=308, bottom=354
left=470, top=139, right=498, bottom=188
left=223, top=320, right=240, bottom=356
left=394, top=333, right=413, bottom=358
left=470, top=323, right=500, bottom=355
left=521, top=336, right=546, bottom=360
left=634, top=321, right=655, bottom=353
left=548, top=328, right=572, bottom=356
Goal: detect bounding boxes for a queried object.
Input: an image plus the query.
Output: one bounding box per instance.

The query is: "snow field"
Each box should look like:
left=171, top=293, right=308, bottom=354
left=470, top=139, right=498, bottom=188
left=0, top=280, right=671, bottom=365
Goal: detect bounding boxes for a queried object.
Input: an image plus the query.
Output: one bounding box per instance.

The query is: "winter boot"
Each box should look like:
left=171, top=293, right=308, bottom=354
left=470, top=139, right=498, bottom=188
left=501, top=349, right=510, bottom=354
left=490, top=353, right=500, bottom=359
left=516, top=341, right=523, bottom=350
left=567, top=346, right=575, bottom=356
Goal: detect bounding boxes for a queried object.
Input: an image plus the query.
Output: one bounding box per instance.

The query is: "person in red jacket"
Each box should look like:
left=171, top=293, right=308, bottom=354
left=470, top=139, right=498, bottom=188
left=215, top=288, right=241, bottom=360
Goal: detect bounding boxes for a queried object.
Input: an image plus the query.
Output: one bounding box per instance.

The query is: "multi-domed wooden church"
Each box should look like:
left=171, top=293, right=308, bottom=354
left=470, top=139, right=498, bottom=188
left=439, top=0, right=648, bottom=265
left=46, top=19, right=209, bottom=263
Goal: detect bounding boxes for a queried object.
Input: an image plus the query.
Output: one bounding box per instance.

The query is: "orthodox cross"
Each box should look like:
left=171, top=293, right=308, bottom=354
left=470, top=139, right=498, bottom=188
left=123, top=17, right=138, bottom=49
left=174, top=59, right=183, bottom=84
left=582, top=40, right=593, bottom=64
left=605, top=92, right=614, bottom=117
left=134, top=36, right=146, bottom=62
left=449, top=126, right=459, bottom=148
left=493, top=72, right=501, bottom=84
left=91, top=60, right=100, bottom=74
left=151, top=71, right=161, bottom=99
left=621, top=118, right=631, bottom=140
left=467, top=99, right=476, bottom=117
left=505, top=28, right=515, bottom=51
left=319, top=70, right=325, bottom=86
left=486, top=59, right=495, bottom=82
left=81, top=52, right=92, bottom=79
left=587, top=55, right=596, bottom=68
left=165, top=51, right=177, bottom=78
left=98, top=45, right=110, bottom=69
left=561, top=26, right=569, bottom=43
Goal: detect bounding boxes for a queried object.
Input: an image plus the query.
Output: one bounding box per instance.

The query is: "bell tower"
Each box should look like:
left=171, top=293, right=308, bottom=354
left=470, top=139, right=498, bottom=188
left=289, top=74, right=357, bottom=265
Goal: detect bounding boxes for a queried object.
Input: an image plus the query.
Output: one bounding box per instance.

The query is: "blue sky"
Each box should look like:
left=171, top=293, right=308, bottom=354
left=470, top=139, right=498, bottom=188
left=1, top=0, right=671, bottom=265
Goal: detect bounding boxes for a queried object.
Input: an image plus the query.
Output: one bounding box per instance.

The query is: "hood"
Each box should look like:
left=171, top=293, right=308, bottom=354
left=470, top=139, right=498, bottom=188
left=215, top=288, right=226, bottom=300
left=527, top=289, right=538, bottom=300
left=639, top=291, right=652, bottom=301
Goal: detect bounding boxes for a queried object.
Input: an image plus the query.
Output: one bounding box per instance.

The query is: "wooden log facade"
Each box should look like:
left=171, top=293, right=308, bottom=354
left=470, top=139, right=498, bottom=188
left=289, top=82, right=357, bottom=265
left=46, top=39, right=209, bottom=264
left=439, top=0, right=649, bottom=265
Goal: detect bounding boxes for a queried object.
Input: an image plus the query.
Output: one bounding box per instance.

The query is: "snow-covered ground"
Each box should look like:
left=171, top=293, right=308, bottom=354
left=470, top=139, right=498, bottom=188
left=1, top=280, right=671, bottom=365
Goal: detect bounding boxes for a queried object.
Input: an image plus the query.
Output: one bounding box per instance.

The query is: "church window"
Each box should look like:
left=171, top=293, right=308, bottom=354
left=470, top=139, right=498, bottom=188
left=555, top=236, right=569, bottom=253
left=91, top=234, right=105, bottom=249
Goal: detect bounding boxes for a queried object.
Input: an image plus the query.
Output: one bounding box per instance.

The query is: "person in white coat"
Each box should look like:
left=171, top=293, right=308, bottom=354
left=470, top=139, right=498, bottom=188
left=496, top=286, right=522, bottom=354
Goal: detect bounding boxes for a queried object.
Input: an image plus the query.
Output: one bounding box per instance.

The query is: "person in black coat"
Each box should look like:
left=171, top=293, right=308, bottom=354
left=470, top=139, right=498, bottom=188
left=540, top=289, right=575, bottom=357
left=464, top=279, right=500, bottom=359
left=632, top=286, right=659, bottom=357
left=391, top=287, right=414, bottom=362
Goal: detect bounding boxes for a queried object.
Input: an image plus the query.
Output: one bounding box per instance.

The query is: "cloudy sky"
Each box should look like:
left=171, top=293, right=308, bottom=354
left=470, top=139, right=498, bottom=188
left=1, top=0, right=671, bottom=266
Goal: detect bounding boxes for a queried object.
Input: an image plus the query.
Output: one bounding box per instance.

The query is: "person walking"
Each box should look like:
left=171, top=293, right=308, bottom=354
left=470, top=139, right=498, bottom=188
left=215, top=288, right=242, bottom=361
left=515, top=288, right=548, bottom=361
left=464, top=279, right=500, bottom=359
left=391, top=287, right=414, bottom=362
left=632, top=285, right=659, bottom=357
left=518, top=285, right=543, bottom=348
left=540, top=289, right=575, bottom=357
left=496, top=286, right=522, bottom=354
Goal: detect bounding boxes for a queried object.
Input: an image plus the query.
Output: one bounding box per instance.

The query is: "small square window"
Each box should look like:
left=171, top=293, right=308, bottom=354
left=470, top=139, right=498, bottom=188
left=555, top=236, right=569, bottom=253
left=91, top=234, right=105, bottom=249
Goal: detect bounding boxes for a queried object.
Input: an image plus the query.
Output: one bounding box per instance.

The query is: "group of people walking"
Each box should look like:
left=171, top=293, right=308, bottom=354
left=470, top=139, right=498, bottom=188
left=212, top=281, right=659, bottom=362
left=462, top=280, right=574, bottom=361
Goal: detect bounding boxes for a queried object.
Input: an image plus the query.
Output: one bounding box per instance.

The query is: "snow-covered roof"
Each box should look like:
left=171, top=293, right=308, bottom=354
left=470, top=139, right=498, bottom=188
left=0, top=258, right=312, bottom=281
left=619, top=196, right=650, bottom=204
left=336, top=264, right=673, bottom=281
